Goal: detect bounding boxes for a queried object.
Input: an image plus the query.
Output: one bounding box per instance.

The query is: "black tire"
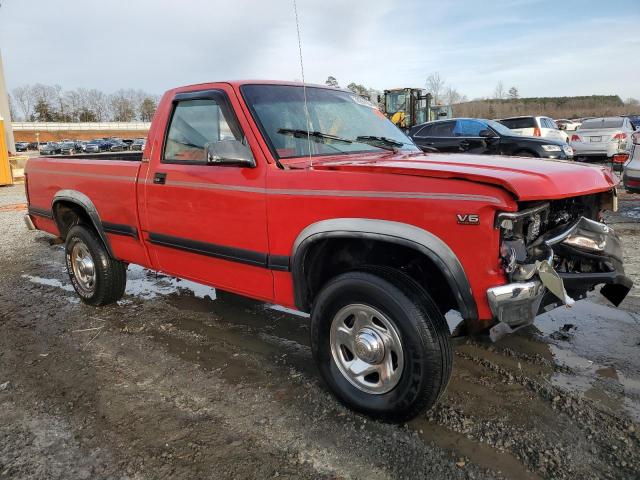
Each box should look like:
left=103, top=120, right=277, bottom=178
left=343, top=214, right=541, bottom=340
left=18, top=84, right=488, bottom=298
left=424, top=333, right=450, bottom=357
left=65, top=225, right=127, bottom=306
left=310, top=268, right=452, bottom=422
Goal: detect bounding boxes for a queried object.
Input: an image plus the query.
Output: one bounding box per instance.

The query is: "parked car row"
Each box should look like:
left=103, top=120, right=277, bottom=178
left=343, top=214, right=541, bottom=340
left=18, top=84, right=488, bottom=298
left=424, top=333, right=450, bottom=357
left=15, top=141, right=40, bottom=152
left=408, top=117, right=574, bottom=159
left=407, top=114, right=638, bottom=164
left=30, top=137, right=147, bottom=155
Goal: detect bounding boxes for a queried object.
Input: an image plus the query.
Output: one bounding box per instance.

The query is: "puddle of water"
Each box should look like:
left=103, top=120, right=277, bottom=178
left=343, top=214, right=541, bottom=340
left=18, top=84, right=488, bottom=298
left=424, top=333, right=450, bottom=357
left=549, top=344, right=640, bottom=421
left=410, top=420, right=541, bottom=480
left=21, top=274, right=74, bottom=292
left=536, top=299, right=640, bottom=376
left=625, top=206, right=640, bottom=220
left=533, top=298, right=640, bottom=421
left=125, top=265, right=217, bottom=300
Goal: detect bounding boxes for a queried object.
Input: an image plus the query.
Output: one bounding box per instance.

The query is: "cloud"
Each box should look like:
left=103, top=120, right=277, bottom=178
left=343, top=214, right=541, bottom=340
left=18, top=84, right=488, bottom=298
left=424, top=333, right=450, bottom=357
left=0, top=0, right=638, bottom=100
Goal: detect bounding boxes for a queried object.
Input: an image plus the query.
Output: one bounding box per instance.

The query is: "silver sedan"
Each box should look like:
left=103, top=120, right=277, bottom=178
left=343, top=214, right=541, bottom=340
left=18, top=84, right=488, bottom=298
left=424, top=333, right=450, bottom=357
left=570, top=117, right=636, bottom=160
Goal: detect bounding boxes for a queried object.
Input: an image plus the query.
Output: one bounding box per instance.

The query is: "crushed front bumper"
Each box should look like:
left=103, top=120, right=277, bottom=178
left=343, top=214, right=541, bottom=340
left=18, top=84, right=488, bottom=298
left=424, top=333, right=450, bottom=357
left=487, top=217, right=632, bottom=340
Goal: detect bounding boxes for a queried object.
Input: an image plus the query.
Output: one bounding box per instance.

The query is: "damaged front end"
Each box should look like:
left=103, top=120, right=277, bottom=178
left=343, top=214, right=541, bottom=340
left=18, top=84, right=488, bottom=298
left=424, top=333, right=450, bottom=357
left=487, top=190, right=632, bottom=341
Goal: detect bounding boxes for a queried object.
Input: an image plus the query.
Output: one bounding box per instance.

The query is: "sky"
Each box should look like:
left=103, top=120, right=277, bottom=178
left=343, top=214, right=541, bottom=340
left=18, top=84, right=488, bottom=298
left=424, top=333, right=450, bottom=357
left=0, top=0, right=639, bottom=100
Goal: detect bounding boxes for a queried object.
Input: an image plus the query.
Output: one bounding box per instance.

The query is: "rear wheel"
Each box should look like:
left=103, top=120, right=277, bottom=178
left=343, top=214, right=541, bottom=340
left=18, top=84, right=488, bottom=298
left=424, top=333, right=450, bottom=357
left=310, top=268, right=452, bottom=422
left=65, top=225, right=127, bottom=306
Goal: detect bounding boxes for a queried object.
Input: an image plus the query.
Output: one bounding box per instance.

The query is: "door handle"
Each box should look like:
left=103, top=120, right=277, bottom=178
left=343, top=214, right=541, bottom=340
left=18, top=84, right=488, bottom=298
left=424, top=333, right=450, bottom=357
left=153, top=172, right=167, bottom=185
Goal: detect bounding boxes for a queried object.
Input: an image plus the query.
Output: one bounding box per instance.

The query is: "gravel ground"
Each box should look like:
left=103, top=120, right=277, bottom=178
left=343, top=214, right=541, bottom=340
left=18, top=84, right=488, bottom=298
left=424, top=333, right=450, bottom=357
left=1, top=183, right=639, bottom=480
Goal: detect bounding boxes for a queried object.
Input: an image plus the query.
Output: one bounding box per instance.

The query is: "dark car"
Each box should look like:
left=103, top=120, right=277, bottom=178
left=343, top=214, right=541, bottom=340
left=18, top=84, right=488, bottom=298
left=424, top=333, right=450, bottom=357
left=40, top=142, right=62, bottom=155
left=108, top=138, right=128, bottom=152
left=15, top=142, right=29, bottom=152
left=28, top=142, right=39, bottom=150
left=130, top=138, right=146, bottom=151
left=625, top=115, right=640, bottom=131
left=85, top=139, right=110, bottom=153
left=408, top=118, right=574, bottom=159
left=60, top=142, right=77, bottom=155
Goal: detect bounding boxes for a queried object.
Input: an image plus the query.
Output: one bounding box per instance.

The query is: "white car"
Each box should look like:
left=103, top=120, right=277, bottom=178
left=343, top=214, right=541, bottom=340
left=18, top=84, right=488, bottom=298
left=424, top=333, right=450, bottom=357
left=498, top=116, right=569, bottom=143
left=570, top=117, right=635, bottom=161
left=623, top=132, right=640, bottom=192
left=555, top=119, right=582, bottom=132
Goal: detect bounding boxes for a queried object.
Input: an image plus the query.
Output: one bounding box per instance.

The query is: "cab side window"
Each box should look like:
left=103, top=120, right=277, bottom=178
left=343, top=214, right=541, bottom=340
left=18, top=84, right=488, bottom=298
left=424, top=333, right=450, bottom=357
left=163, top=99, right=240, bottom=163
left=429, top=121, right=455, bottom=137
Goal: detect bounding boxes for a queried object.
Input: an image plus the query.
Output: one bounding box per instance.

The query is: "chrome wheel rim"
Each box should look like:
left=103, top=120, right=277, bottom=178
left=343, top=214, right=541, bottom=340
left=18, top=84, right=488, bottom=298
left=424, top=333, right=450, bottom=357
left=330, top=304, right=404, bottom=394
left=71, top=242, right=96, bottom=295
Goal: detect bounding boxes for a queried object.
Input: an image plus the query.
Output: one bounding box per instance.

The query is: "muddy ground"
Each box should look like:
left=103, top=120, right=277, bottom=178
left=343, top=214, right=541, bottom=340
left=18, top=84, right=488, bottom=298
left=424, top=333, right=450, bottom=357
left=1, top=184, right=639, bottom=480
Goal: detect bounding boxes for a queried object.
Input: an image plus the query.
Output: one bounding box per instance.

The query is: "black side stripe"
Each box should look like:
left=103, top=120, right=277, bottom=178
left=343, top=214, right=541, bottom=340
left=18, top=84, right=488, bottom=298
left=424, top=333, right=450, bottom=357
left=28, top=206, right=53, bottom=219
left=148, top=232, right=290, bottom=271
left=267, top=254, right=290, bottom=272
left=102, top=222, right=138, bottom=238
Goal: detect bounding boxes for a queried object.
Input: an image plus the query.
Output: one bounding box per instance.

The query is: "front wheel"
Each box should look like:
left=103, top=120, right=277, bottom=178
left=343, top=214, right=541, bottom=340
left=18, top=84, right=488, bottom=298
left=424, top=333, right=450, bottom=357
left=65, top=225, right=127, bottom=306
left=310, top=269, right=452, bottom=422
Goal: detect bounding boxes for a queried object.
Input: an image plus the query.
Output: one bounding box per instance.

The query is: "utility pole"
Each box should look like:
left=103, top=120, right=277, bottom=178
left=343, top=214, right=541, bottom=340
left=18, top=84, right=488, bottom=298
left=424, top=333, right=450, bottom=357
left=0, top=50, right=16, bottom=154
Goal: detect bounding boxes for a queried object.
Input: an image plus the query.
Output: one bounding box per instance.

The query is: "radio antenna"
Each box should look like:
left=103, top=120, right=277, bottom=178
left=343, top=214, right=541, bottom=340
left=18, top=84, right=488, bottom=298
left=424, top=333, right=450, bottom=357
left=292, top=0, right=313, bottom=166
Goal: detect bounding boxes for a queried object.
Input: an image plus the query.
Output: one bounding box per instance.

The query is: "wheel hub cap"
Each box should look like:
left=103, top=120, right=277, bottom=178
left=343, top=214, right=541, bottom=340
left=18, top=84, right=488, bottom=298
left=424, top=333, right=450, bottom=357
left=354, top=328, right=384, bottom=364
left=329, top=304, right=404, bottom=395
left=70, top=242, right=96, bottom=294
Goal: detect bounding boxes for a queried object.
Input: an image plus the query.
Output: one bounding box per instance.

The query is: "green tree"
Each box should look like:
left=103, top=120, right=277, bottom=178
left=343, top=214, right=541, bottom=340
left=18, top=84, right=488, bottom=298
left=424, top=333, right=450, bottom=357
left=139, top=97, right=158, bottom=122
left=346, top=82, right=369, bottom=98
left=325, top=76, right=339, bottom=88
left=508, top=86, right=519, bottom=100
left=32, top=98, right=57, bottom=121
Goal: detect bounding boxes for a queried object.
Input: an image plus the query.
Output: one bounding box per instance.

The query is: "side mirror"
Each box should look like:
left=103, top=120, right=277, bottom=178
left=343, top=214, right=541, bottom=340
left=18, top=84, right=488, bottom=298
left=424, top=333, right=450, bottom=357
left=479, top=129, right=496, bottom=138
left=633, top=132, right=640, bottom=145
left=205, top=140, right=255, bottom=167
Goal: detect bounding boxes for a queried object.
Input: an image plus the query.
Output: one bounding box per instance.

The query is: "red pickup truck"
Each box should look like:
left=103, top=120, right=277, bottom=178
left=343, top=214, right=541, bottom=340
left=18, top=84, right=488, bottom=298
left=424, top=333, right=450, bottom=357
left=24, top=81, right=632, bottom=421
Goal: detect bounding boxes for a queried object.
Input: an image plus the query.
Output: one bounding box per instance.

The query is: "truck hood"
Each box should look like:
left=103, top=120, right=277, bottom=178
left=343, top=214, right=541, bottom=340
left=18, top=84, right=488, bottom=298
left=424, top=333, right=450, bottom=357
left=301, top=152, right=617, bottom=201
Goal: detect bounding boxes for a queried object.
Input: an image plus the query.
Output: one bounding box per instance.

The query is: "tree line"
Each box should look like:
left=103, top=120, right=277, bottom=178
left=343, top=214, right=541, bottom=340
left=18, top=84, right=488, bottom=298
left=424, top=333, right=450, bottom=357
left=327, top=72, right=639, bottom=119
left=8, top=84, right=159, bottom=123
left=9, top=77, right=639, bottom=123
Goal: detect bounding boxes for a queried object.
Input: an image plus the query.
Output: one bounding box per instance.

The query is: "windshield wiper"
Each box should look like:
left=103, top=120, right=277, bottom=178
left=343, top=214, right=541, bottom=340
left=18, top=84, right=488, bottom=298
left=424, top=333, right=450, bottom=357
left=278, top=128, right=353, bottom=144
left=355, top=136, right=405, bottom=152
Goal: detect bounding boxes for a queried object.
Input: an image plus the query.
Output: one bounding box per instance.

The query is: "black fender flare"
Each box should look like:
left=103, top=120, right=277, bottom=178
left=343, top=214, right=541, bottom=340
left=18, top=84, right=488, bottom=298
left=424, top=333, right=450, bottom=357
left=290, top=218, right=478, bottom=321
left=51, top=189, right=115, bottom=258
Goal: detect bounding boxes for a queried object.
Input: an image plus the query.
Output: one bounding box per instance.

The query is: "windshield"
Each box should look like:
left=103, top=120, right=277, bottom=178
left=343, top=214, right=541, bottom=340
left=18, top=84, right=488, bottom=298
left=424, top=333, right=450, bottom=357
left=241, top=84, right=418, bottom=159
left=486, top=120, right=514, bottom=136
left=385, top=91, right=408, bottom=115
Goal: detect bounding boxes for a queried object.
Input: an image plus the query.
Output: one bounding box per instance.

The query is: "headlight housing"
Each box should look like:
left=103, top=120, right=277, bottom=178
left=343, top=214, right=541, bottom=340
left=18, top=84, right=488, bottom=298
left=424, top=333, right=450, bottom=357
left=562, top=145, right=573, bottom=156
left=541, top=145, right=562, bottom=152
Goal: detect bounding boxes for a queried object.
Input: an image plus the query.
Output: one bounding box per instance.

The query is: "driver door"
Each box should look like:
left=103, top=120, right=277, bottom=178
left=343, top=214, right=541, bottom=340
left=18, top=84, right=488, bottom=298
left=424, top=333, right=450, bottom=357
left=142, top=87, right=273, bottom=300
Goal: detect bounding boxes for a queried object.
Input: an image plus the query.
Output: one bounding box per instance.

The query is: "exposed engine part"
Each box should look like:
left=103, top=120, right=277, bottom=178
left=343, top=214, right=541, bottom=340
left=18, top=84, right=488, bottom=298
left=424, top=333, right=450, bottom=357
left=495, top=190, right=629, bottom=306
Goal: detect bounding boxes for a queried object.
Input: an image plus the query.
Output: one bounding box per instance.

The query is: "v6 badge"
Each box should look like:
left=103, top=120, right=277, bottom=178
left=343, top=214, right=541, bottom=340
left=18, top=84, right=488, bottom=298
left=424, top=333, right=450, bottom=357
left=457, top=214, right=480, bottom=225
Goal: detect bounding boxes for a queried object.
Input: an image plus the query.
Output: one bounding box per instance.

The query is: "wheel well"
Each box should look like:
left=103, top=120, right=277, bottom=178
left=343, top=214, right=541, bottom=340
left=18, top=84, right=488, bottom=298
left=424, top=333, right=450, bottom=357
left=297, top=237, right=458, bottom=316
left=52, top=201, right=92, bottom=239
